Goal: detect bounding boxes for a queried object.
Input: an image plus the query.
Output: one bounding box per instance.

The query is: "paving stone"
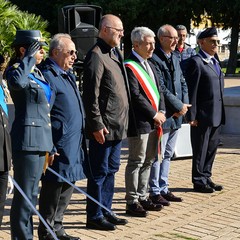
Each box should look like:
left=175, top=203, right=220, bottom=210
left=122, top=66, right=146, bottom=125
left=1, top=134, right=240, bottom=240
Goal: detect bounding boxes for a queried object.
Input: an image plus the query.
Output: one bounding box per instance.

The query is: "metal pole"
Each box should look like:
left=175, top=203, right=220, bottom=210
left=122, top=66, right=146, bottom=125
left=47, top=167, right=112, bottom=214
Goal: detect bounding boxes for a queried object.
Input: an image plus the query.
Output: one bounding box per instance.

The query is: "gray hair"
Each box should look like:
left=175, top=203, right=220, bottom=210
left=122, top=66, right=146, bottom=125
left=175, top=25, right=187, bottom=31
left=49, top=33, right=72, bottom=56
left=131, top=27, right=155, bottom=44
left=157, top=24, right=174, bottom=39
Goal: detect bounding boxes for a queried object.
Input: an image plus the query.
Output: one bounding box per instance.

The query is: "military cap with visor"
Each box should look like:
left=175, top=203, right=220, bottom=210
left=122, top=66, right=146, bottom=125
left=12, top=30, right=47, bottom=47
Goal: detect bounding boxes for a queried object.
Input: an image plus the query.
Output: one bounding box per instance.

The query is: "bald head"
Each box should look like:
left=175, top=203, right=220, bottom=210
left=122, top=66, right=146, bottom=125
left=157, top=24, right=178, bottom=54
left=98, top=14, right=124, bottom=48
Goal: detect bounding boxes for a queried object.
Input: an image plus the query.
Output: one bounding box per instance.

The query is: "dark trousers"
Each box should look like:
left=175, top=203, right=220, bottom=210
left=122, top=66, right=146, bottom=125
left=0, top=171, right=8, bottom=227
left=10, top=151, right=45, bottom=240
left=86, top=139, right=122, bottom=220
left=38, top=180, right=74, bottom=237
left=191, top=125, right=221, bottom=185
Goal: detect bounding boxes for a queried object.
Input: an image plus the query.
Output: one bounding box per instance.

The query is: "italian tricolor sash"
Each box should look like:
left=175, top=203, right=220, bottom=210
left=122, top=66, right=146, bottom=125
left=125, top=59, right=163, bottom=154
left=124, top=59, right=160, bottom=111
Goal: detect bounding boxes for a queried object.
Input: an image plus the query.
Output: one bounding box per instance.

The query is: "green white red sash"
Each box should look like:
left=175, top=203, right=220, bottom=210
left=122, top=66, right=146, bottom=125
left=125, top=59, right=163, bottom=154
left=124, top=59, right=160, bottom=111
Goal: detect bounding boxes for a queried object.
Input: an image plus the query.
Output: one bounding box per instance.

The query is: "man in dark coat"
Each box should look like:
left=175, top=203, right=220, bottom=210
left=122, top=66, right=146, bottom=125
left=124, top=27, right=166, bottom=217
left=0, top=69, right=11, bottom=227
left=149, top=24, right=190, bottom=206
left=38, top=34, right=86, bottom=240
left=83, top=14, right=129, bottom=231
left=185, top=27, right=225, bottom=193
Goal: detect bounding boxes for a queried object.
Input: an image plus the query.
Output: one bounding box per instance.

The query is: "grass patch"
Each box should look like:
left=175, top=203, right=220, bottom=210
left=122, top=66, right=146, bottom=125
left=154, top=232, right=198, bottom=240
left=221, top=67, right=240, bottom=74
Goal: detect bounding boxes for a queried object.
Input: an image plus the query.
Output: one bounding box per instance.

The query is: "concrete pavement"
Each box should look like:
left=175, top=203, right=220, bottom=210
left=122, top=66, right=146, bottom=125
left=1, top=77, right=240, bottom=239
left=1, top=134, right=240, bottom=240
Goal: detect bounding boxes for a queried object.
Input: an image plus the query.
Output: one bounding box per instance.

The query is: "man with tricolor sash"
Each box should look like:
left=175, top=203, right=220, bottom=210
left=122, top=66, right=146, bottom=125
left=124, top=27, right=166, bottom=217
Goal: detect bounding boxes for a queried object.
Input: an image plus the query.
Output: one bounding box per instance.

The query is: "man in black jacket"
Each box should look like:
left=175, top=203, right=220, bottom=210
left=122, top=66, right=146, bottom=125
left=83, top=14, right=130, bottom=231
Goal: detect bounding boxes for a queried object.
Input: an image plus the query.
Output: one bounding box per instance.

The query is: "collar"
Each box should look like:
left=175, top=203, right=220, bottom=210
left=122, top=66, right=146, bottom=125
left=159, top=47, right=172, bottom=60
left=132, top=49, right=146, bottom=65
left=97, top=37, right=113, bottom=53
left=49, top=58, right=68, bottom=75
left=199, top=49, right=217, bottom=64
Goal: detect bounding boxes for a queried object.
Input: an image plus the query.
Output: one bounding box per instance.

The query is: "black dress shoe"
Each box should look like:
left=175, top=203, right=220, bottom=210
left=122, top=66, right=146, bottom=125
left=140, top=198, right=163, bottom=211
left=193, top=184, right=215, bottom=193
left=38, top=233, right=54, bottom=240
left=105, top=213, right=128, bottom=225
left=149, top=194, right=170, bottom=206
left=126, top=202, right=148, bottom=217
left=57, top=233, right=80, bottom=240
left=161, top=191, right=183, bottom=202
left=86, top=217, right=116, bottom=231
left=207, top=179, right=223, bottom=191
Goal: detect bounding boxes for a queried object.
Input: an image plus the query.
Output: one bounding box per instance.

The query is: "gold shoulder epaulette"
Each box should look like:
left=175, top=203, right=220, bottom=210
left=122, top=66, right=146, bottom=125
left=12, top=63, right=20, bottom=69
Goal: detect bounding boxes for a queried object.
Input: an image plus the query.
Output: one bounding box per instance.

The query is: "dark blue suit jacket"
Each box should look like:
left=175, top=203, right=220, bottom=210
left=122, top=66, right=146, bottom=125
left=125, top=53, right=165, bottom=136
left=40, top=58, right=86, bottom=182
left=150, top=46, right=189, bottom=130
left=185, top=50, right=225, bottom=127
left=7, top=56, right=53, bottom=152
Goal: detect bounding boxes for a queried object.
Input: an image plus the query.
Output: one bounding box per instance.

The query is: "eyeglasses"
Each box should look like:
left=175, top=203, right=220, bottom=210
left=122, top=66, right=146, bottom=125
left=163, top=36, right=179, bottom=41
left=66, top=50, right=78, bottom=56
left=105, top=26, right=124, bottom=33
left=206, top=39, right=220, bottom=45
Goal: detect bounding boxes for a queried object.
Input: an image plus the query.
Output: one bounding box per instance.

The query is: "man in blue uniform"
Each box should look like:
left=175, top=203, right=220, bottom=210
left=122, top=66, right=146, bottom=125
left=185, top=27, right=225, bottom=193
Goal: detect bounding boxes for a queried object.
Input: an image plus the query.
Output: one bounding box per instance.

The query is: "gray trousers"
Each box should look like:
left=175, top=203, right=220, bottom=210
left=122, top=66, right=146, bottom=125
left=125, top=130, right=158, bottom=204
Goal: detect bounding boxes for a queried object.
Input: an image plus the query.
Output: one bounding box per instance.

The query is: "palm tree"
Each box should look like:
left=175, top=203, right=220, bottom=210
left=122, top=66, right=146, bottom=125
left=0, top=0, right=50, bottom=73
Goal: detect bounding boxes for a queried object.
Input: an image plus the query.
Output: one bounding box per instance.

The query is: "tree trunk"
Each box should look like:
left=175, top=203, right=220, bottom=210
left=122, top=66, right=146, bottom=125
left=226, top=18, right=240, bottom=75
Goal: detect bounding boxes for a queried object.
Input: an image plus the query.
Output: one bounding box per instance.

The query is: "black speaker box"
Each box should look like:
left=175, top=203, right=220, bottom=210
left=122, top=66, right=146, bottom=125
left=70, top=23, right=98, bottom=61
left=58, top=5, right=102, bottom=61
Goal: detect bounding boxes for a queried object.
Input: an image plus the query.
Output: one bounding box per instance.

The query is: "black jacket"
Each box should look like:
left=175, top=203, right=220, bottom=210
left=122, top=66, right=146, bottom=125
left=83, top=38, right=131, bottom=140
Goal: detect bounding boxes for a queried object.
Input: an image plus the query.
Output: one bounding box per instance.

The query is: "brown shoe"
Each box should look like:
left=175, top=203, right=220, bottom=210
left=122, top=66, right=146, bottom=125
left=126, top=202, right=148, bottom=217
left=139, top=198, right=163, bottom=211
left=162, top=191, right=183, bottom=202
left=149, top=194, right=170, bottom=206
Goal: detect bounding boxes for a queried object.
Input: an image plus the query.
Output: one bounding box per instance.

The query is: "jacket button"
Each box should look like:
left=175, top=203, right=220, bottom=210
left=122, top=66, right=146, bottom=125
left=4, top=124, right=6, bottom=128
left=48, top=123, right=51, bottom=127
left=47, top=104, right=50, bottom=108
left=48, top=113, right=50, bottom=117
left=32, top=122, right=35, bottom=125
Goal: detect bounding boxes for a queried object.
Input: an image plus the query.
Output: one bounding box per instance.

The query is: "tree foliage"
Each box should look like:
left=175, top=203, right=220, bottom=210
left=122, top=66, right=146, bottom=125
left=9, top=0, right=240, bottom=73
left=0, top=0, right=50, bottom=70
left=203, top=0, right=240, bottom=74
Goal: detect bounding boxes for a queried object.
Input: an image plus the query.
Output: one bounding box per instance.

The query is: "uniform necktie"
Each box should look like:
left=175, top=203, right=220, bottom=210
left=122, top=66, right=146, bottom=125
left=212, top=58, right=221, bottom=76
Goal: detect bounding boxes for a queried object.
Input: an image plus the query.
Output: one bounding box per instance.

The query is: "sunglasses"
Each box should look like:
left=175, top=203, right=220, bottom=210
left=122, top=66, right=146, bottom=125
left=206, top=39, right=220, bottom=45
left=66, top=50, right=78, bottom=56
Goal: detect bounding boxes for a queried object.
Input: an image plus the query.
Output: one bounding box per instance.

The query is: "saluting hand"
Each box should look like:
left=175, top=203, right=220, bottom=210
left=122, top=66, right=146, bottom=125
left=24, top=41, right=40, bottom=58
